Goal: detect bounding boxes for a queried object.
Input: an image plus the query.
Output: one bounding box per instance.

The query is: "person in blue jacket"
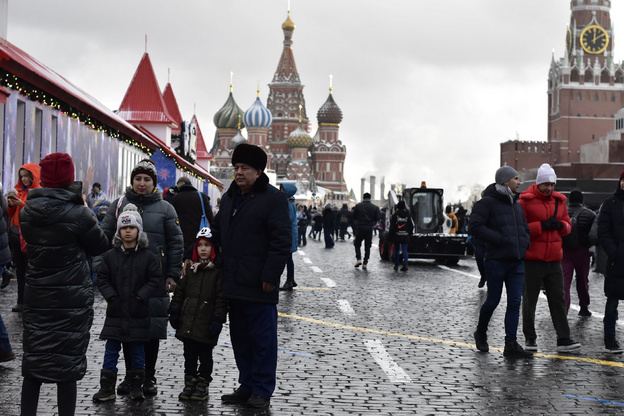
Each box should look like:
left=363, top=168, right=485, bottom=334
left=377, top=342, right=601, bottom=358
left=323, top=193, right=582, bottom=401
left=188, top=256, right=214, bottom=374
left=280, top=183, right=298, bottom=291
left=212, top=144, right=291, bottom=410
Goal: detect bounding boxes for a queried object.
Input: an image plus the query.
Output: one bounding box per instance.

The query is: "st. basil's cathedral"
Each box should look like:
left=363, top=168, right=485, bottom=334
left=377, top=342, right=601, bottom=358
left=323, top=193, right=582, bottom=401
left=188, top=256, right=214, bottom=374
left=208, top=11, right=352, bottom=205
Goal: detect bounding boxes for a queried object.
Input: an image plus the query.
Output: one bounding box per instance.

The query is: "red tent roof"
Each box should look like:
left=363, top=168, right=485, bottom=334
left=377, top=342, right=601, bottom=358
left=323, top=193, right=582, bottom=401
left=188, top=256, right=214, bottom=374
left=0, top=39, right=159, bottom=151
left=191, top=114, right=212, bottom=160
left=162, top=82, right=183, bottom=132
left=118, top=53, right=176, bottom=126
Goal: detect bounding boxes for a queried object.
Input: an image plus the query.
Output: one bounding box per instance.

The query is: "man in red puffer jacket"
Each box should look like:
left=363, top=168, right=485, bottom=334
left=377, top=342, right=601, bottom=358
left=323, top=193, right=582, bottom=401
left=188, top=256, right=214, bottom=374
left=518, top=163, right=581, bottom=353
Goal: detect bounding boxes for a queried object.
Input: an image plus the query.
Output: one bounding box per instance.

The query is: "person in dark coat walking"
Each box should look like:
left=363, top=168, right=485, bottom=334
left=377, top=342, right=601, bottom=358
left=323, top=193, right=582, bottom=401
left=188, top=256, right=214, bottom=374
left=470, top=166, right=533, bottom=358
left=19, top=153, right=109, bottom=416
left=322, top=204, right=335, bottom=249
left=352, top=193, right=381, bottom=270
left=312, top=208, right=323, bottom=240
left=93, top=204, right=162, bottom=402
left=598, top=169, right=624, bottom=353
left=389, top=200, right=413, bottom=271
left=0, top=197, right=14, bottom=362
left=171, top=176, right=214, bottom=253
left=562, top=190, right=595, bottom=316
left=212, top=144, right=291, bottom=410
left=101, top=158, right=184, bottom=396
left=280, top=183, right=298, bottom=291
left=338, top=203, right=352, bottom=240
left=169, top=227, right=228, bottom=401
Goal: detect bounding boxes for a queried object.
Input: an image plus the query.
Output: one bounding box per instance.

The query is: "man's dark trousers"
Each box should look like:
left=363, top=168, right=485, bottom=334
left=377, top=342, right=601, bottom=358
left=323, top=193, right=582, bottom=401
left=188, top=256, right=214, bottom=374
left=354, top=228, right=373, bottom=262
left=228, top=299, right=278, bottom=399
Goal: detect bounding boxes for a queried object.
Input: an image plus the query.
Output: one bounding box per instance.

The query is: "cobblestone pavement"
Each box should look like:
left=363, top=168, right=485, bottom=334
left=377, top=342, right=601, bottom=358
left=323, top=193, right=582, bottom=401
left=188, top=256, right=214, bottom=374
left=0, top=234, right=623, bottom=415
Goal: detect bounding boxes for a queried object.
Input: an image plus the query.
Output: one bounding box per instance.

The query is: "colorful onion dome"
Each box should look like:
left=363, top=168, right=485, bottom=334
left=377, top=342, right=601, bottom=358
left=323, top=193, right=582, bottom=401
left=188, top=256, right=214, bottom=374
left=229, top=129, right=247, bottom=149
left=244, top=95, right=273, bottom=128
left=317, top=92, right=343, bottom=124
left=214, top=90, right=245, bottom=129
left=282, top=11, right=295, bottom=31
left=287, top=122, right=313, bottom=149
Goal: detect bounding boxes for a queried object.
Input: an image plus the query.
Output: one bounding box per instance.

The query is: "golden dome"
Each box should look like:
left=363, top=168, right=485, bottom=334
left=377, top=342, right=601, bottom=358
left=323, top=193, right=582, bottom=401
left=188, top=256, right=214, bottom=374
left=282, top=12, right=295, bottom=31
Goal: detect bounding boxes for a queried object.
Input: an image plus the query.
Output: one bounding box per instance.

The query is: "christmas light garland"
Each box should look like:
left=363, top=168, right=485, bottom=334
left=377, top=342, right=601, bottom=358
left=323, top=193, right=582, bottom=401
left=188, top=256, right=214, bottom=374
left=0, top=72, right=152, bottom=154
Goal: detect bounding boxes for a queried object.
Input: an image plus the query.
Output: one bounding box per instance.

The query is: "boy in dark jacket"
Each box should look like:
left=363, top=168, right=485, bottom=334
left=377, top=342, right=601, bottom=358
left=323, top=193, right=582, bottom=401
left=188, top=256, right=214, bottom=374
left=169, top=227, right=228, bottom=401
left=93, top=204, right=162, bottom=402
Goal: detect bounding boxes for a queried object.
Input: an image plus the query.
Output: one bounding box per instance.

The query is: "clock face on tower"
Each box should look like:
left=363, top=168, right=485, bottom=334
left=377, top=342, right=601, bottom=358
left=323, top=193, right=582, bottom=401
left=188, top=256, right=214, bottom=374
left=580, top=25, right=609, bottom=54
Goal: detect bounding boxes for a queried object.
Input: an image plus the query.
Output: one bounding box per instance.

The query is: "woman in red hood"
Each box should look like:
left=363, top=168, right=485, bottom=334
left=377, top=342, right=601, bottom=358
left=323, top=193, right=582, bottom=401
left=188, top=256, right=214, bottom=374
left=7, top=163, right=40, bottom=312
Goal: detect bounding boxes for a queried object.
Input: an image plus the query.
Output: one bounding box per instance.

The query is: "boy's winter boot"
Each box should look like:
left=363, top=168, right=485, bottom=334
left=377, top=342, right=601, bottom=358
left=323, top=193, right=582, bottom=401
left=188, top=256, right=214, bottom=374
left=143, top=370, right=157, bottom=396
left=178, top=376, right=196, bottom=400
left=128, top=369, right=145, bottom=401
left=92, top=369, right=117, bottom=402
left=190, top=377, right=209, bottom=401
left=116, top=376, right=130, bottom=395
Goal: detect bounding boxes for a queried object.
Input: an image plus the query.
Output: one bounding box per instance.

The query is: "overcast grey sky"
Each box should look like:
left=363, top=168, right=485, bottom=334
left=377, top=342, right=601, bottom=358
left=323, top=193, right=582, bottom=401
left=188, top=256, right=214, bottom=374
left=6, top=0, right=623, bottom=203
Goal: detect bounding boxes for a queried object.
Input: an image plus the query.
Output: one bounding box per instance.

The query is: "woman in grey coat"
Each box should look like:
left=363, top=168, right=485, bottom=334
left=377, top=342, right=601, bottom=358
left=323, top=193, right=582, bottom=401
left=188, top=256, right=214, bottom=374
left=101, top=159, right=183, bottom=396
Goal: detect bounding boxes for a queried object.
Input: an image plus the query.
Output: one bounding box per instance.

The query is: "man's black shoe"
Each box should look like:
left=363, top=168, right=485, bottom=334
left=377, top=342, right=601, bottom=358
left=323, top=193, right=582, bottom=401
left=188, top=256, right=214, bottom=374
left=578, top=307, right=592, bottom=317
left=221, top=388, right=252, bottom=404
left=503, top=341, right=533, bottom=358
left=605, top=338, right=624, bottom=354
left=525, top=338, right=538, bottom=351
left=247, top=394, right=270, bottom=409
left=474, top=331, right=488, bottom=352
left=279, top=282, right=293, bottom=291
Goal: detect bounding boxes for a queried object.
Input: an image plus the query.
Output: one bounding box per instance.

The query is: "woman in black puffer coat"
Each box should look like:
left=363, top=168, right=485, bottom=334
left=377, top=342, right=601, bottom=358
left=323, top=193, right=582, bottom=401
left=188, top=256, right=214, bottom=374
left=19, top=153, right=109, bottom=416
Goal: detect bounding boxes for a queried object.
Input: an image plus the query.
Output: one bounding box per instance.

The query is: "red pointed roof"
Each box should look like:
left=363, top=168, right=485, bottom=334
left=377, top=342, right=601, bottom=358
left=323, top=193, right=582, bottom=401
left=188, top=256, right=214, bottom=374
left=118, top=53, right=176, bottom=126
left=162, top=83, right=183, bottom=131
left=191, top=114, right=212, bottom=160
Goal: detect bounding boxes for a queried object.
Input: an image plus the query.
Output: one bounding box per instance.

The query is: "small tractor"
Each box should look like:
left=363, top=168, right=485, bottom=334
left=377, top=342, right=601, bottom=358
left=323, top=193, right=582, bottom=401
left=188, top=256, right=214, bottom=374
left=378, top=183, right=470, bottom=265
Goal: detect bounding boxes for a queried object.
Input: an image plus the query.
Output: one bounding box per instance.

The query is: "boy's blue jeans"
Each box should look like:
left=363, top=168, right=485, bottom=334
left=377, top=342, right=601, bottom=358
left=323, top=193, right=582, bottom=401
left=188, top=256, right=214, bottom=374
left=394, top=242, right=408, bottom=266
left=103, top=340, right=145, bottom=372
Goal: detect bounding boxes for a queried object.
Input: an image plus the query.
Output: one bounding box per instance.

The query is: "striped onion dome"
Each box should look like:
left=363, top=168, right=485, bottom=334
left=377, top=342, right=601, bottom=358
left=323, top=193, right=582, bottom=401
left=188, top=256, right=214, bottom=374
left=214, top=91, right=245, bottom=129
left=244, top=96, right=273, bottom=128
left=287, top=122, right=313, bottom=149
left=317, top=92, right=343, bottom=124
left=229, top=129, right=247, bottom=149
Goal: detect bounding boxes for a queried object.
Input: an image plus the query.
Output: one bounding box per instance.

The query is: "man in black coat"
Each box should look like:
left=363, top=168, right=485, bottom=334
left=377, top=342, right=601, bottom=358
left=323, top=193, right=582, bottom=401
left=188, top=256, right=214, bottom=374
left=352, top=192, right=380, bottom=270
left=470, top=166, right=532, bottom=358
left=212, top=144, right=291, bottom=410
left=171, top=176, right=214, bottom=253
left=598, top=169, right=624, bottom=353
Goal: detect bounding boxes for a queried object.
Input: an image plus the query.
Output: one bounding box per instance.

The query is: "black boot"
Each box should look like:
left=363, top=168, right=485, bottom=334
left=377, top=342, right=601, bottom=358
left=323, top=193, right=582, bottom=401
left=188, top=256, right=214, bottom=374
left=117, top=376, right=130, bottom=395
left=129, top=369, right=145, bottom=401
left=178, top=376, right=196, bottom=401
left=190, top=377, right=209, bottom=401
left=93, top=370, right=117, bottom=402
left=279, top=281, right=293, bottom=291
left=142, top=370, right=157, bottom=396
left=1, top=268, right=14, bottom=289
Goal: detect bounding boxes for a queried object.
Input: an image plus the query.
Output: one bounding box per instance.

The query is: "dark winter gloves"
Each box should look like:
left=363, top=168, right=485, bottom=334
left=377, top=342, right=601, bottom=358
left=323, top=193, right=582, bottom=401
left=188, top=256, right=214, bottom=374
left=541, top=218, right=564, bottom=231
left=168, top=309, right=180, bottom=329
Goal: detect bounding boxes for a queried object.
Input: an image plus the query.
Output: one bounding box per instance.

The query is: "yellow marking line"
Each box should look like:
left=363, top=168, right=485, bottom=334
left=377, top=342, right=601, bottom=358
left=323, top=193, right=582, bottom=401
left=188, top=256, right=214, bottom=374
left=278, top=313, right=624, bottom=368
left=292, top=287, right=330, bottom=291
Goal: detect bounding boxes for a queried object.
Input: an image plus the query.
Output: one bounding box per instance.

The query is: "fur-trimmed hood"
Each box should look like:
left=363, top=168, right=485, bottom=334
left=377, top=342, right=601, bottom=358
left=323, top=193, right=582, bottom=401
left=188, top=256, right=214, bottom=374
left=112, top=229, right=149, bottom=251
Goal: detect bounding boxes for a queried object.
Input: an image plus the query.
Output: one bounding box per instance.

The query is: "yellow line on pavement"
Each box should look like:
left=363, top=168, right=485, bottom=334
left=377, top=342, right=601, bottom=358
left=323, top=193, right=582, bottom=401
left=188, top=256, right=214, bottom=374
left=278, top=312, right=624, bottom=368
left=292, top=287, right=331, bottom=290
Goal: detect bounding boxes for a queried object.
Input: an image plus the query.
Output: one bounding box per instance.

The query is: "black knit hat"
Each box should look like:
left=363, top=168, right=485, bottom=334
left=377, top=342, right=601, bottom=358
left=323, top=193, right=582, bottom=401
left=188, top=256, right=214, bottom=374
left=131, top=159, right=158, bottom=186
left=231, top=144, right=267, bottom=171
left=569, top=190, right=583, bottom=204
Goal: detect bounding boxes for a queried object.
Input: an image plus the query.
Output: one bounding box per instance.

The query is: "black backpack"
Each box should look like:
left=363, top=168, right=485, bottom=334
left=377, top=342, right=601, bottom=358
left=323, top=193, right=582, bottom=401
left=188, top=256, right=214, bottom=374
left=562, top=208, right=588, bottom=250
